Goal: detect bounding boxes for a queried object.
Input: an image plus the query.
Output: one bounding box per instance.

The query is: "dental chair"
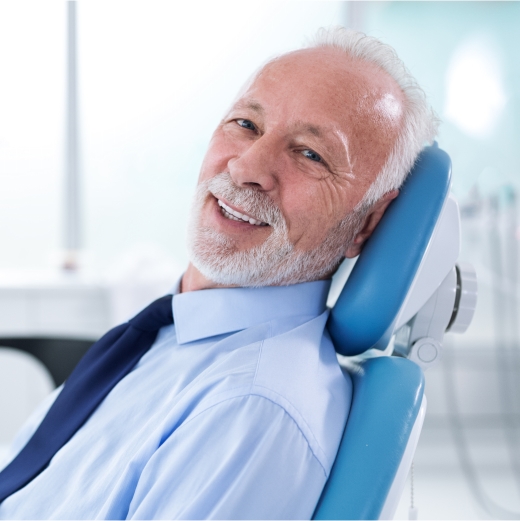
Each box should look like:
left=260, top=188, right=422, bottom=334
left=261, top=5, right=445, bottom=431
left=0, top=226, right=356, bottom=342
left=314, top=144, right=477, bottom=520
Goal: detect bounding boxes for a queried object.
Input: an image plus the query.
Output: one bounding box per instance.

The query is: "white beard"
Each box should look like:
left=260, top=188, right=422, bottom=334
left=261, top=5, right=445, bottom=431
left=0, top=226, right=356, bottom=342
left=187, top=173, right=365, bottom=287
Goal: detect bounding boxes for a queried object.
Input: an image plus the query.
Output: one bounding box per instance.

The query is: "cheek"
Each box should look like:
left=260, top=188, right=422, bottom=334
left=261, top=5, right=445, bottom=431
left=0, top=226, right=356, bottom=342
left=198, top=132, right=239, bottom=182
left=281, top=176, right=351, bottom=247
left=199, top=148, right=225, bottom=183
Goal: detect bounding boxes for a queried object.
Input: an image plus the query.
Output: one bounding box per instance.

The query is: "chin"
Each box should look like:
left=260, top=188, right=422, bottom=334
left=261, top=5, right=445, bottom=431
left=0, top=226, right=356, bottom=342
left=188, top=222, right=348, bottom=287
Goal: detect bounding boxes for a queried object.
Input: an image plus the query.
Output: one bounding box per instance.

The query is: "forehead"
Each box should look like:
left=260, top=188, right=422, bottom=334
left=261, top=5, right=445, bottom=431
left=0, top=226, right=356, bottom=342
left=235, top=47, right=404, bottom=177
left=243, top=47, right=402, bottom=126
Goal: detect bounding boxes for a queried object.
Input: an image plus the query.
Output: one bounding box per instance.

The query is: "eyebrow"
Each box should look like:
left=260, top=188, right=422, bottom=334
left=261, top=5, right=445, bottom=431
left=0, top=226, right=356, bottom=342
left=290, top=119, right=325, bottom=139
left=234, top=99, right=264, bottom=114
left=292, top=121, right=351, bottom=164
left=301, top=125, right=322, bottom=138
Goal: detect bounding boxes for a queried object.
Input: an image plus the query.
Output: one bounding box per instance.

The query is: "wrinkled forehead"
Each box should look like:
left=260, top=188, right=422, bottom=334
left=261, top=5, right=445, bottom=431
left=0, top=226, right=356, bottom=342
left=238, top=47, right=405, bottom=182
left=255, top=47, right=403, bottom=127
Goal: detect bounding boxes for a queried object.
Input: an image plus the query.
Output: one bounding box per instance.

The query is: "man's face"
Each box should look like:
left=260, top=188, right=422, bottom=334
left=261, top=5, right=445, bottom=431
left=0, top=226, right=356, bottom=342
left=187, top=47, right=403, bottom=287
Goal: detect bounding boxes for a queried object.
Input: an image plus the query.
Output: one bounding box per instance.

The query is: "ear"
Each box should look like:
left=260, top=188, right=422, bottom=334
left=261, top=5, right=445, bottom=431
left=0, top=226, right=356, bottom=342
left=345, top=190, right=399, bottom=258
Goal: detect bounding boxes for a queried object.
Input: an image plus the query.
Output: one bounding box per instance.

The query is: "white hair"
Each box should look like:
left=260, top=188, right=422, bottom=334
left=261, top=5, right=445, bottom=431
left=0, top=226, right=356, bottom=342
left=310, top=27, right=440, bottom=210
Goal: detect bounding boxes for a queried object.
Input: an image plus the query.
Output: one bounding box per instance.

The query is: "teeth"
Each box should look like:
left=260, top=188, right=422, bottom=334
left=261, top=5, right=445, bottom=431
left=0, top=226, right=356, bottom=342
left=222, top=208, right=242, bottom=221
left=217, top=199, right=267, bottom=226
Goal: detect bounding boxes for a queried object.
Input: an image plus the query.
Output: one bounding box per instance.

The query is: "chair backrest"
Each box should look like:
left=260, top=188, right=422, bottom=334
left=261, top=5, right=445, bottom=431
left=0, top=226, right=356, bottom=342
left=328, top=144, right=452, bottom=356
left=313, top=145, right=452, bottom=519
left=313, top=357, right=424, bottom=520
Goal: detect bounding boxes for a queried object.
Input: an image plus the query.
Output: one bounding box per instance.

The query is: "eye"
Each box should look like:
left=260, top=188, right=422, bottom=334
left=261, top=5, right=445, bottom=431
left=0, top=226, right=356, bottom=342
left=301, top=149, right=323, bottom=163
left=236, top=119, right=257, bottom=131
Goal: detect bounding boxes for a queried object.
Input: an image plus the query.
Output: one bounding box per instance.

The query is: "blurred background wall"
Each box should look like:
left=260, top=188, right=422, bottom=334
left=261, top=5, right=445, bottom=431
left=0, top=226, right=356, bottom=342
left=0, top=1, right=348, bottom=273
left=0, top=1, right=519, bottom=519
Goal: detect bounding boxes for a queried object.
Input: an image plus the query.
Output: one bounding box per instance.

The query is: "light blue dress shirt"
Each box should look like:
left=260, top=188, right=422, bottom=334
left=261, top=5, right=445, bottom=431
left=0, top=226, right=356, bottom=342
left=0, top=280, right=352, bottom=520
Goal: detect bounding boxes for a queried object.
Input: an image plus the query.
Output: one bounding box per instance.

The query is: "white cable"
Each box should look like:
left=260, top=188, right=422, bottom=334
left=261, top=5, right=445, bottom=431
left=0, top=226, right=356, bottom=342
left=408, top=460, right=418, bottom=520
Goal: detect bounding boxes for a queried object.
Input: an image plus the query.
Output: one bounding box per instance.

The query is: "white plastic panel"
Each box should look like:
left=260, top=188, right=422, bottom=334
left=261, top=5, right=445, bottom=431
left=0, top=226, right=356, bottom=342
left=396, top=196, right=461, bottom=330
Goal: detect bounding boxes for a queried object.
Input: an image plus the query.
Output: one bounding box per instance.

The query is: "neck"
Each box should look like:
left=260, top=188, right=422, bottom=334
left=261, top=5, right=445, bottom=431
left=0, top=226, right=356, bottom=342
left=181, top=262, right=334, bottom=293
left=181, top=263, right=239, bottom=293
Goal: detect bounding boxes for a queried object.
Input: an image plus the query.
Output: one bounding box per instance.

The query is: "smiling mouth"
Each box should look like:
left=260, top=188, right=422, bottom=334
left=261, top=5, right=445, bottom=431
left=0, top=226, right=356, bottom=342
left=217, top=199, right=269, bottom=226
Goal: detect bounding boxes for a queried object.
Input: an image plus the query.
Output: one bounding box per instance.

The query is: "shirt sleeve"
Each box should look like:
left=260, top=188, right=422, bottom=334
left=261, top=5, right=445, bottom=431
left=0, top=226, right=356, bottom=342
left=127, top=394, right=329, bottom=520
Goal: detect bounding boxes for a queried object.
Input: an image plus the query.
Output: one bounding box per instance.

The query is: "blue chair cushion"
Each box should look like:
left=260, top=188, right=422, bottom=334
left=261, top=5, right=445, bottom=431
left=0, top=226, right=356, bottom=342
left=313, top=356, right=425, bottom=520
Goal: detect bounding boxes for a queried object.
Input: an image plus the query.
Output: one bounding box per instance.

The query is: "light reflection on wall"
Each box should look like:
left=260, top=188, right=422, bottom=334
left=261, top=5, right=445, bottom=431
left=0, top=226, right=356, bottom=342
left=362, top=1, right=520, bottom=201
left=444, top=37, right=507, bottom=139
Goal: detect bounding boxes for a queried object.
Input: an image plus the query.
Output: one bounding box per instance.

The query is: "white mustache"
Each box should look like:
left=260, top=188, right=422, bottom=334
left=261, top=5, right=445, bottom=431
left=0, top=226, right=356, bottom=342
left=205, top=173, right=286, bottom=228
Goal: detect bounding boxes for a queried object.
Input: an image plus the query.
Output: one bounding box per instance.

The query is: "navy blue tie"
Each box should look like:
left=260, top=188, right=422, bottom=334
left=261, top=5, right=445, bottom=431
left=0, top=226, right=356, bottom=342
left=0, top=294, right=174, bottom=503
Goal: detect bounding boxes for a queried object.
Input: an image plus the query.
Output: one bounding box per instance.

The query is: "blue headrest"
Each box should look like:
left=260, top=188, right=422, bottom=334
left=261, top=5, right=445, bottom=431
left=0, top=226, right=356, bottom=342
left=328, top=145, right=452, bottom=356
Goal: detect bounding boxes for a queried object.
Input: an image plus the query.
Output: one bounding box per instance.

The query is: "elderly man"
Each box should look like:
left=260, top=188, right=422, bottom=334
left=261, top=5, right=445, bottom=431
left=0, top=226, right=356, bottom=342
left=0, top=27, right=437, bottom=519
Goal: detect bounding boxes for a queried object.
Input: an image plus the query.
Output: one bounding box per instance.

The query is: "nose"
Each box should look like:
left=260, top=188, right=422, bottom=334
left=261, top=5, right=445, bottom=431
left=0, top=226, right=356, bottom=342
left=228, top=134, right=279, bottom=191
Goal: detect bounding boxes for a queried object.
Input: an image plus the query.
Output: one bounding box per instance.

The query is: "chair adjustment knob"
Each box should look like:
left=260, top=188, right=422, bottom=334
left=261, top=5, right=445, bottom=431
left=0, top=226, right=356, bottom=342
left=409, top=337, right=442, bottom=369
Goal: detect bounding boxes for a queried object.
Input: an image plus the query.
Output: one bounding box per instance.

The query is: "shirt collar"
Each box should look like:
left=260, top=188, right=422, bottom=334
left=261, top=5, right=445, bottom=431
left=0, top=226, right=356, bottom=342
left=172, top=279, right=331, bottom=345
